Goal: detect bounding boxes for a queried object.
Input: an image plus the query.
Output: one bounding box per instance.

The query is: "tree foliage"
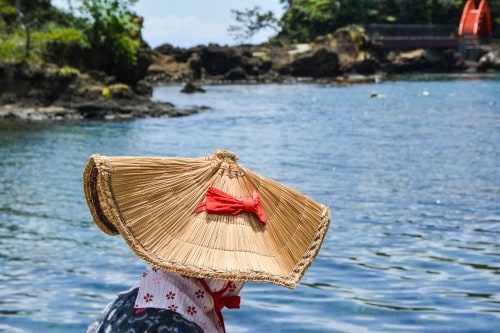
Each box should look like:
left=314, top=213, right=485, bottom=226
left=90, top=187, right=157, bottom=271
left=232, top=0, right=500, bottom=43
left=1, top=0, right=146, bottom=83
left=279, top=0, right=473, bottom=42
left=228, top=6, right=280, bottom=42
left=0, top=0, right=86, bottom=61
left=76, top=0, right=140, bottom=66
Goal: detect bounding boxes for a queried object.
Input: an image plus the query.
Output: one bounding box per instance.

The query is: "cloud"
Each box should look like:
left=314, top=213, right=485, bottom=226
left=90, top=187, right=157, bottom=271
left=51, top=0, right=283, bottom=48
left=143, top=15, right=233, bottom=48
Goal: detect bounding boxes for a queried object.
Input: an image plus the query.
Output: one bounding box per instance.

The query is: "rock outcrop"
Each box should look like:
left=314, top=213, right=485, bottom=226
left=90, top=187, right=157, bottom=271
left=277, top=48, right=341, bottom=78
left=146, top=26, right=497, bottom=83
left=477, top=50, right=500, bottom=71
left=0, top=62, right=208, bottom=120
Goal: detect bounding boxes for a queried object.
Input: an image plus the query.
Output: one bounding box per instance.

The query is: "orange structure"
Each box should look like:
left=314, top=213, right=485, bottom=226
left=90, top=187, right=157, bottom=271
left=458, top=0, right=492, bottom=37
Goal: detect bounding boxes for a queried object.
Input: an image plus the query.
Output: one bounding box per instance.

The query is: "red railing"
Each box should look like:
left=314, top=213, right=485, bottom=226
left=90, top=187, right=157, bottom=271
left=458, top=0, right=492, bottom=37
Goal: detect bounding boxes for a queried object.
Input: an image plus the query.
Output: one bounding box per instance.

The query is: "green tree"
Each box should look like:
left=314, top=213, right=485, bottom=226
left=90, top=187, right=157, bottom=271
left=0, top=0, right=84, bottom=61
left=76, top=0, right=140, bottom=66
left=250, top=0, right=500, bottom=42
left=279, top=0, right=341, bottom=41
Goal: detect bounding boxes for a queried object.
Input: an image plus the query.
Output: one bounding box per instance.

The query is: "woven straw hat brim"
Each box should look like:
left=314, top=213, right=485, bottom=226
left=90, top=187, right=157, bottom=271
left=83, top=151, right=331, bottom=289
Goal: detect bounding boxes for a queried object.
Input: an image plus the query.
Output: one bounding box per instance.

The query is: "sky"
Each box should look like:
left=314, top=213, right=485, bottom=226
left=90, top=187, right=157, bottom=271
left=52, top=0, right=285, bottom=48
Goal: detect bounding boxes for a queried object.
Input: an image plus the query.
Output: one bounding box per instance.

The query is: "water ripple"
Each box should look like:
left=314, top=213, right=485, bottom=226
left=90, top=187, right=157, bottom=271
left=1, top=80, right=499, bottom=332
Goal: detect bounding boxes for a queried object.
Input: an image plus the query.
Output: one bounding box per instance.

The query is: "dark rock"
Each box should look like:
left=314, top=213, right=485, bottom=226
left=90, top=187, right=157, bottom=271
left=86, top=70, right=116, bottom=85
left=223, top=67, right=248, bottom=81
left=155, top=43, right=177, bottom=55
left=45, top=42, right=153, bottom=86
left=170, top=105, right=211, bottom=117
left=133, top=79, right=153, bottom=96
left=132, top=43, right=154, bottom=84
left=241, top=56, right=272, bottom=75
left=187, top=52, right=203, bottom=80
left=71, top=100, right=208, bottom=120
left=383, top=48, right=475, bottom=73
left=278, top=48, right=340, bottom=78
left=0, top=62, right=78, bottom=106
left=332, top=26, right=365, bottom=58
left=198, top=46, right=242, bottom=76
left=0, top=61, right=209, bottom=120
left=180, top=82, right=206, bottom=94
left=153, top=44, right=275, bottom=81
left=442, top=49, right=467, bottom=71
left=477, top=50, right=500, bottom=71
left=155, top=43, right=193, bottom=62
left=0, top=98, right=209, bottom=121
left=383, top=49, right=435, bottom=73
left=351, top=58, right=379, bottom=75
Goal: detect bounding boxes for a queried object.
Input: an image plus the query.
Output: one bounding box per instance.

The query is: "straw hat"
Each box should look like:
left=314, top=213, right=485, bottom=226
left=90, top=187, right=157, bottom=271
left=83, top=149, right=331, bottom=289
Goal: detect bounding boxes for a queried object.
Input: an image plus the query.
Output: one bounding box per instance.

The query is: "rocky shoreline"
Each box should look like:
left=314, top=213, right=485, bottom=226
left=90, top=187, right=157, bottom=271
left=0, top=62, right=209, bottom=121
left=0, top=100, right=209, bottom=121
left=1, top=27, right=499, bottom=121
left=145, top=27, right=499, bottom=86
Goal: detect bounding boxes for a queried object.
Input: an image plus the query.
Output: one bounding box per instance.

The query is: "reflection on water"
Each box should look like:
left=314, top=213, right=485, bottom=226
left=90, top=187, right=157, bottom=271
left=1, top=79, right=499, bottom=332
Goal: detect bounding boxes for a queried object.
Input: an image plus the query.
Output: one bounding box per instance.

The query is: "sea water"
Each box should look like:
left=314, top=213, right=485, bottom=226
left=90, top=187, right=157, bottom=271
left=0, top=77, right=499, bottom=332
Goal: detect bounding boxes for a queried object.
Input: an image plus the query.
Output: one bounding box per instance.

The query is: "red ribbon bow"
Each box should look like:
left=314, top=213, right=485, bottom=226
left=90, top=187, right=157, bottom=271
left=199, top=279, right=241, bottom=333
left=196, top=186, right=267, bottom=225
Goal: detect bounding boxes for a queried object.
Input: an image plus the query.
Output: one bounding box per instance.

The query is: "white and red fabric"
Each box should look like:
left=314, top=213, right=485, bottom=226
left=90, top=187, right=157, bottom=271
left=134, top=267, right=244, bottom=333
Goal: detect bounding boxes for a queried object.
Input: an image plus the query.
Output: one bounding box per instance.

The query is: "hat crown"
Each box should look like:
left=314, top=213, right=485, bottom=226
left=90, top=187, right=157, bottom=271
left=213, top=150, right=243, bottom=178
left=214, top=149, right=239, bottom=162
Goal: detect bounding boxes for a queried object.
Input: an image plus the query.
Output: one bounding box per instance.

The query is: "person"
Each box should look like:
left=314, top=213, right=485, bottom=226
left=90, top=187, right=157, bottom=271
left=83, top=149, right=331, bottom=333
left=86, top=267, right=242, bottom=332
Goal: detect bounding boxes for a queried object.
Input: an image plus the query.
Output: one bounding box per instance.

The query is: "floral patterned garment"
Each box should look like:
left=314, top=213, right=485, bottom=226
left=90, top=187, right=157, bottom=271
left=88, top=267, right=244, bottom=333
left=86, top=287, right=205, bottom=333
left=135, top=267, right=244, bottom=333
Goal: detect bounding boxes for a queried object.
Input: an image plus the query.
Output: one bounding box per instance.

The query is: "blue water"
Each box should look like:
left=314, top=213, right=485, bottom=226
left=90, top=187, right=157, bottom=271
left=1, top=78, right=499, bottom=332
